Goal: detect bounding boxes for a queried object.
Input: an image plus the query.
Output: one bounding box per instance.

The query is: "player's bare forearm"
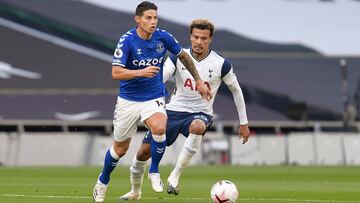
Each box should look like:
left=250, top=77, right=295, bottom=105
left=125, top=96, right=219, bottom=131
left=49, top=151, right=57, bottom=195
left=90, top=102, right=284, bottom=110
left=112, top=66, right=159, bottom=80
left=112, top=66, right=141, bottom=80
left=178, top=51, right=201, bottom=81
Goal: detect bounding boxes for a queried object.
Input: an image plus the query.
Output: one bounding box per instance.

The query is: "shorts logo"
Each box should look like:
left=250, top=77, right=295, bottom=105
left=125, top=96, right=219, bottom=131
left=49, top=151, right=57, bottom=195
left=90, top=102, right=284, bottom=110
left=156, top=42, right=164, bottom=53
left=194, top=115, right=208, bottom=122
left=114, top=48, right=123, bottom=58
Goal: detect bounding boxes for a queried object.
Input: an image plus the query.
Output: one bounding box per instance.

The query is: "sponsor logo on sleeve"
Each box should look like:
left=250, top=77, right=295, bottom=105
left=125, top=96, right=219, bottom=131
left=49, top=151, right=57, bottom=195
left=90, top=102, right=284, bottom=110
left=112, top=59, right=121, bottom=64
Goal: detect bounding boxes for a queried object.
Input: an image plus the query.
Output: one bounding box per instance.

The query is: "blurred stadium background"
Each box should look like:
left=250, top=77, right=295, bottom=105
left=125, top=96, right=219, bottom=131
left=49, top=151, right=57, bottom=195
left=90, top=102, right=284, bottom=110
left=1, top=0, right=360, bottom=167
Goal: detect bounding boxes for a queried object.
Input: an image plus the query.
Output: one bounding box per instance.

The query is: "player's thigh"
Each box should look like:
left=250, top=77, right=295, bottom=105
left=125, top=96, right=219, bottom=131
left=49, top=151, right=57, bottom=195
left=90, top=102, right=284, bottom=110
left=141, top=110, right=183, bottom=146
left=145, top=112, right=167, bottom=135
left=141, top=97, right=167, bottom=134
left=113, top=97, right=141, bottom=142
left=165, top=110, right=189, bottom=146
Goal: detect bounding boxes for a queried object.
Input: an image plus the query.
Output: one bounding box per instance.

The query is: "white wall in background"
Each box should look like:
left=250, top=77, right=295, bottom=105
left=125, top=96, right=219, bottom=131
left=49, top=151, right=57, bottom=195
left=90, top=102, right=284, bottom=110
left=288, top=133, right=316, bottom=165
left=343, top=134, right=360, bottom=165
left=314, top=134, right=343, bottom=165
left=0, top=133, right=8, bottom=165
left=0, top=132, right=358, bottom=166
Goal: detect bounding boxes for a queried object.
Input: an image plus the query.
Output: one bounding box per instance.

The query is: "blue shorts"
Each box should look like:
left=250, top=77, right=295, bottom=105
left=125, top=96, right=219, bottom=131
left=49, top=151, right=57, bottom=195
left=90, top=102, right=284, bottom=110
left=143, top=110, right=213, bottom=146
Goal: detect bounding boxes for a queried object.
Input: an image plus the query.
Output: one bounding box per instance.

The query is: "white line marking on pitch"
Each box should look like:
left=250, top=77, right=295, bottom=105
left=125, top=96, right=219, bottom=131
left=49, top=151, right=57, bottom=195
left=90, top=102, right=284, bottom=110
left=1, top=194, right=360, bottom=202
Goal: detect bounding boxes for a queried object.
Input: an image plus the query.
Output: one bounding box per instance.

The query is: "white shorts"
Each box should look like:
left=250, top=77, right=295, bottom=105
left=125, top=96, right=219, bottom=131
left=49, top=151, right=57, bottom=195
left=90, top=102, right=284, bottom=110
left=113, top=96, right=166, bottom=142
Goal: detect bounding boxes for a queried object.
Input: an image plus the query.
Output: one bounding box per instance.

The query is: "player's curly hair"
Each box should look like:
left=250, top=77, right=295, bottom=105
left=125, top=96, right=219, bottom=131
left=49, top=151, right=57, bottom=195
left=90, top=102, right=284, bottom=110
left=136, top=1, right=158, bottom=16
left=190, top=19, right=215, bottom=37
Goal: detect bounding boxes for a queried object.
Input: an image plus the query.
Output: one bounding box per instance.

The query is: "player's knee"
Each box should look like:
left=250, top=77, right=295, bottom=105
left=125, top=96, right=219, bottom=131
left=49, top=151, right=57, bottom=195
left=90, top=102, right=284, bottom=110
left=150, top=124, right=166, bottom=135
left=189, top=120, right=206, bottom=135
left=113, top=144, right=129, bottom=158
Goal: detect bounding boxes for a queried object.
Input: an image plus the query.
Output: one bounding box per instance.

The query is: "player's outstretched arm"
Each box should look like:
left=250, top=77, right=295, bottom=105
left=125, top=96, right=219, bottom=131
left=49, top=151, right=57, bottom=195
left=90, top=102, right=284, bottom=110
left=227, top=81, right=250, bottom=144
left=177, top=51, right=212, bottom=101
left=223, top=71, right=250, bottom=144
left=112, top=66, right=160, bottom=80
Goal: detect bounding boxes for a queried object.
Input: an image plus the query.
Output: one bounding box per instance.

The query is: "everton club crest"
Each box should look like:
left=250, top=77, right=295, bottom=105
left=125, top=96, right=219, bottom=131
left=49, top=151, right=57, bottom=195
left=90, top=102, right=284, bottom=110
left=156, top=42, right=164, bottom=53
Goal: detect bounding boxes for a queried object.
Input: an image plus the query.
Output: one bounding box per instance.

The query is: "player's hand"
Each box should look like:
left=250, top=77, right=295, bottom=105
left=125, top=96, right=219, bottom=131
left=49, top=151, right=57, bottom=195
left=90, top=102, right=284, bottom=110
left=196, top=80, right=212, bottom=101
left=141, top=66, right=160, bottom=78
left=238, top=124, right=250, bottom=144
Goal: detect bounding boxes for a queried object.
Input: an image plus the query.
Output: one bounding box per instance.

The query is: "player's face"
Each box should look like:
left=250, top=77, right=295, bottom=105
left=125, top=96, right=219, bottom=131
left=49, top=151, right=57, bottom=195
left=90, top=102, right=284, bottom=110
left=190, top=28, right=212, bottom=55
left=135, top=9, right=158, bottom=35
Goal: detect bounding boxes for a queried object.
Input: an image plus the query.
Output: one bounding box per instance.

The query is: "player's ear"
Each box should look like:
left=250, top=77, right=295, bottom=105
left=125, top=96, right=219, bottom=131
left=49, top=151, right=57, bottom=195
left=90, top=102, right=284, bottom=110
left=134, top=15, right=140, bottom=24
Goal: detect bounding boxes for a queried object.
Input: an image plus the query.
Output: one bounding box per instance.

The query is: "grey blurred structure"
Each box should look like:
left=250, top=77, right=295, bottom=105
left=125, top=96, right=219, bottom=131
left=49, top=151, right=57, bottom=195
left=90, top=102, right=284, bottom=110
left=1, top=0, right=360, bottom=133
left=1, top=0, right=360, bottom=166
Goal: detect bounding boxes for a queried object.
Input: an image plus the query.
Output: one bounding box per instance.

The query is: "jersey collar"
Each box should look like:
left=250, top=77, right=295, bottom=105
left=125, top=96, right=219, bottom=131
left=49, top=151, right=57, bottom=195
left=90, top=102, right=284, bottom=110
left=190, top=48, right=211, bottom=62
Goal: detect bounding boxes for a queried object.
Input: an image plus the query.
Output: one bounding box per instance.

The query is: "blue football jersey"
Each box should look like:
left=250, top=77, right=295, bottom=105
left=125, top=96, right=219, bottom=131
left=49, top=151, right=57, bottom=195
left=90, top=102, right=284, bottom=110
left=112, top=28, right=182, bottom=102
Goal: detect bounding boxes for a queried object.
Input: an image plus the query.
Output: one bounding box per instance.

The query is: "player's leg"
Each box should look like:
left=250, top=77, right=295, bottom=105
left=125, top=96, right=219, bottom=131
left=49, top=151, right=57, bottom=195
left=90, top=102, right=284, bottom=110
left=119, top=141, right=151, bottom=201
left=144, top=112, right=167, bottom=192
left=93, top=97, right=140, bottom=202
left=167, top=113, right=212, bottom=195
left=130, top=142, right=151, bottom=195
left=125, top=109, right=183, bottom=196
left=94, top=139, right=132, bottom=202
left=141, top=97, right=167, bottom=192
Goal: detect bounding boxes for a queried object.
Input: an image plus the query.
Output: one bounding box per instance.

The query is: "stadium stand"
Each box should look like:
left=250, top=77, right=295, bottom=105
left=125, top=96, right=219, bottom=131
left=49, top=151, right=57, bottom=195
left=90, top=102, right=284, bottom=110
left=1, top=0, right=360, bottom=133
left=1, top=0, right=360, bottom=167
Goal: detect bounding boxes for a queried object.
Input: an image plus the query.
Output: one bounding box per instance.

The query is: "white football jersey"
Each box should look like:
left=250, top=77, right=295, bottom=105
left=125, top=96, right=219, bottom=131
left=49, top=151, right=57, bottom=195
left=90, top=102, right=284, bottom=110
left=163, top=48, right=238, bottom=116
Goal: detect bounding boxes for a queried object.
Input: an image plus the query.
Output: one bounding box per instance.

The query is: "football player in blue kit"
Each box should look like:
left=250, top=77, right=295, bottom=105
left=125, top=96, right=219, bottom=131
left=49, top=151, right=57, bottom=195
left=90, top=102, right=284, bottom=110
left=92, top=2, right=211, bottom=202
left=119, top=19, right=250, bottom=201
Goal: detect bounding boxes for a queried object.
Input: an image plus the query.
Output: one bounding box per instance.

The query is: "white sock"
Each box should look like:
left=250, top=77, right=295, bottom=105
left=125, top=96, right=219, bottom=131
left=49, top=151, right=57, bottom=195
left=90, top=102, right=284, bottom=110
left=168, top=133, right=202, bottom=186
left=130, top=158, right=147, bottom=194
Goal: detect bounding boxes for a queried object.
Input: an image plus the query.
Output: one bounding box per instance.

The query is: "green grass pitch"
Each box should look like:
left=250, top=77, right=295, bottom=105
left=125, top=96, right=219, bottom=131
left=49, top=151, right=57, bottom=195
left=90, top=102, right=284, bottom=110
left=0, top=166, right=360, bottom=203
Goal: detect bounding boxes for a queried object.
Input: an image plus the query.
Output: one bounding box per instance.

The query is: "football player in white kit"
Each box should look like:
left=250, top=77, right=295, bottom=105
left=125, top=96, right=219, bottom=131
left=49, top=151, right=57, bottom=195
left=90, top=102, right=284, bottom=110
left=119, top=19, right=250, bottom=201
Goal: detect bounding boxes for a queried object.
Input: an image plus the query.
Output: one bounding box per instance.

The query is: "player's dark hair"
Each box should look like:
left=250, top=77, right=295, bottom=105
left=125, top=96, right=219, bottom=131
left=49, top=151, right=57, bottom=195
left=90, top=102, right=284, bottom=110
left=136, top=1, right=157, bottom=16
left=190, top=19, right=215, bottom=37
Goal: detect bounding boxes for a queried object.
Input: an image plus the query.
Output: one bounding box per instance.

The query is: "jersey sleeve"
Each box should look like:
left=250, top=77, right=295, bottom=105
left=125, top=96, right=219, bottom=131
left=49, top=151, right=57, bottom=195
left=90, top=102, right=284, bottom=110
left=221, top=67, right=237, bottom=85
left=162, top=30, right=182, bottom=56
left=163, top=55, right=177, bottom=83
left=223, top=69, right=248, bottom=125
left=112, top=34, right=132, bottom=67
left=221, top=58, right=232, bottom=78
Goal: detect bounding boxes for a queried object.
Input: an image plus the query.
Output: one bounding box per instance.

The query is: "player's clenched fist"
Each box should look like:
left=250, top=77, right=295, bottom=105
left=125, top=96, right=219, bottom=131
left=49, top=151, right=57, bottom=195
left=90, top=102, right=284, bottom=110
left=238, top=124, right=250, bottom=144
left=142, top=66, right=160, bottom=78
